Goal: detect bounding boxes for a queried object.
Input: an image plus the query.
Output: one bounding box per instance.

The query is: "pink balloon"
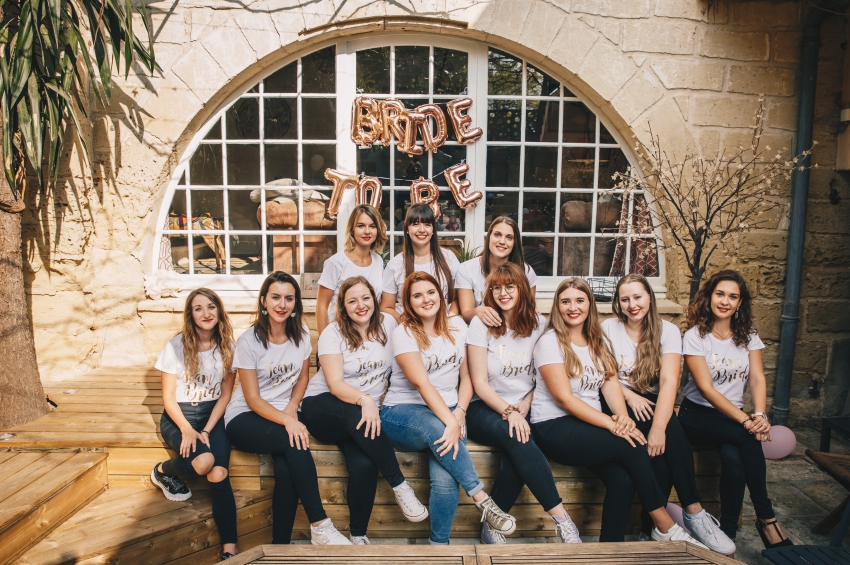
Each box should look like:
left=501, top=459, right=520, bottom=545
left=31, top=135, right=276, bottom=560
left=762, top=425, right=796, bottom=460
left=666, top=503, right=691, bottom=534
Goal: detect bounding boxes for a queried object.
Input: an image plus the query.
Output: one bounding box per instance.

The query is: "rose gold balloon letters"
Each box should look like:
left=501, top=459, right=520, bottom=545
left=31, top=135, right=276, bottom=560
left=379, top=99, right=409, bottom=147
left=415, top=104, right=448, bottom=153
left=351, top=97, right=383, bottom=147
left=324, top=169, right=360, bottom=220
left=444, top=163, right=481, bottom=209
left=409, top=177, right=442, bottom=221
left=355, top=176, right=383, bottom=209
left=446, top=97, right=483, bottom=144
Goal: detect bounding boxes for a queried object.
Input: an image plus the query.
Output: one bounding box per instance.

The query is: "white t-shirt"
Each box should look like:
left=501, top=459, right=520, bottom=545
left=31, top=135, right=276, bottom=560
left=601, top=318, right=682, bottom=394
left=318, top=251, right=384, bottom=324
left=224, top=325, right=312, bottom=426
left=155, top=335, right=232, bottom=403
left=383, top=315, right=468, bottom=407
left=304, top=315, right=397, bottom=405
left=455, top=258, right=538, bottom=307
left=382, top=248, right=461, bottom=313
left=467, top=314, right=547, bottom=405
left=681, top=326, right=765, bottom=409
left=531, top=331, right=607, bottom=424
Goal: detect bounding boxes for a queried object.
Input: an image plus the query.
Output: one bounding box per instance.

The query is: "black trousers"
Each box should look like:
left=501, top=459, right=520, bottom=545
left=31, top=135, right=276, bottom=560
left=160, top=402, right=237, bottom=545
left=601, top=393, right=702, bottom=535
left=533, top=415, right=667, bottom=542
left=466, top=400, right=562, bottom=513
left=226, top=411, right=328, bottom=544
left=301, top=392, right=406, bottom=536
left=678, top=399, right=775, bottom=539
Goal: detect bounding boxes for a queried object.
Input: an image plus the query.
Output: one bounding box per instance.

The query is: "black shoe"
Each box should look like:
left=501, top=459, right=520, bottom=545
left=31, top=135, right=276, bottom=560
left=221, top=553, right=236, bottom=561
left=150, top=463, right=192, bottom=501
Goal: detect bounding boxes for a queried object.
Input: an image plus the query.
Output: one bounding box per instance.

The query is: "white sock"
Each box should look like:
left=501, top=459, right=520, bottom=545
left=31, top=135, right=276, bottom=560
left=685, top=509, right=705, bottom=518
left=474, top=494, right=490, bottom=508
left=392, top=481, right=409, bottom=492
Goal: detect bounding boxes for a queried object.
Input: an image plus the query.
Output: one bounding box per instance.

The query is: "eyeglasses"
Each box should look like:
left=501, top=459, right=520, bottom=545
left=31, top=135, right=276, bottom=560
left=491, top=284, right=517, bottom=295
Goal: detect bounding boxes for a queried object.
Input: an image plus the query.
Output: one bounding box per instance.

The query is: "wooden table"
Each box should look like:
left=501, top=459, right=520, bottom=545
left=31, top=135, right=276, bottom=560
left=806, top=449, right=850, bottom=545
left=821, top=417, right=850, bottom=453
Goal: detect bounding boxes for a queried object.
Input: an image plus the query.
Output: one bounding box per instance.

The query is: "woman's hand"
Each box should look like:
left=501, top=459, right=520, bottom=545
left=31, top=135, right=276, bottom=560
left=434, top=419, right=462, bottom=460
left=452, top=407, right=467, bottom=440
left=610, top=413, right=636, bottom=436
left=507, top=410, right=531, bottom=444
left=282, top=403, right=299, bottom=420
left=356, top=396, right=381, bottom=439
left=179, top=426, right=208, bottom=458
left=516, top=397, right=532, bottom=418
left=625, top=393, right=656, bottom=422
left=283, top=414, right=310, bottom=450
left=608, top=416, right=645, bottom=447
left=746, top=414, right=771, bottom=442
left=475, top=305, right=502, bottom=327
left=647, top=425, right=667, bottom=457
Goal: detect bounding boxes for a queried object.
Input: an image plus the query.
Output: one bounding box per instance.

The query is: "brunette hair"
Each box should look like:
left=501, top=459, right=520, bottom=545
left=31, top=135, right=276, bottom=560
left=483, top=263, right=539, bottom=339
left=612, top=274, right=663, bottom=393
left=181, top=288, right=235, bottom=379
left=685, top=269, right=754, bottom=348
left=547, top=277, right=617, bottom=380
left=400, top=271, right=456, bottom=351
left=335, top=276, right=388, bottom=351
left=253, top=271, right=305, bottom=349
left=344, top=204, right=388, bottom=254
left=402, top=204, right=454, bottom=304
left=480, top=216, right=527, bottom=278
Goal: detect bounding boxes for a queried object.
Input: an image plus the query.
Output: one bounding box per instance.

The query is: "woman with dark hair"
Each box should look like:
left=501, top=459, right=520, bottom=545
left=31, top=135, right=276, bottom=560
left=301, top=276, right=428, bottom=544
left=531, top=278, right=707, bottom=547
left=225, top=271, right=351, bottom=546
left=602, top=274, right=734, bottom=554
left=466, top=263, right=580, bottom=545
left=316, top=205, right=388, bottom=337
left=678, top=270, right=791, bottom=549
left=152, top=288, right=239, bottom=561
left=380, top=271, right=517, bottom=545
left=380, top=203, right=460, bottom=322
left=457, top=216, right=537, bottom=326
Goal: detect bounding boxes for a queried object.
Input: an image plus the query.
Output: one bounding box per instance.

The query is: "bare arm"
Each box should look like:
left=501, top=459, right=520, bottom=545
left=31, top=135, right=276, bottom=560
left=449, top=290, right=460, bottom=316
left=458, top=289, right=478, bottom=324
left=161, top=371, right=208, bottom=457
left=323, top=352, right=382, bottom=439
left=380, top=292, right=401, bottom=322
left=746, top=349, right=771, bottom=437
left=468, top=344, right=511, bottom=414
left=239, top=363, right=311, bottom=449
left=204, top=370, right=236, bottom=433
left=650, top=353, right=681, bottom=431
left=315, top=286, right=334, bottom=336
left=685, top=354, right=749, bottom=424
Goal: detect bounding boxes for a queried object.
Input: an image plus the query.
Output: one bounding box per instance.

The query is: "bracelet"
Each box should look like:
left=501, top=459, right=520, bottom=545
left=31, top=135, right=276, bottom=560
left=356, top=394, right=370, bottom=406
left=741, top=415, right=753, bottom=426
left=501, top=405, right=518, bottom=421
left=751, top=412, right=767, bottom=419
left=200, top=430, right=210, bottom=435
left=455, top=405, right=467, bottom=414
left=291, top=395, right=302, bottom=403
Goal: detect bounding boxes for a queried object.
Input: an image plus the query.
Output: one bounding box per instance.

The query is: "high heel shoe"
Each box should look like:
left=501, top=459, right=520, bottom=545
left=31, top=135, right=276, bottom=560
left=755, top=518, right=793, bottom=549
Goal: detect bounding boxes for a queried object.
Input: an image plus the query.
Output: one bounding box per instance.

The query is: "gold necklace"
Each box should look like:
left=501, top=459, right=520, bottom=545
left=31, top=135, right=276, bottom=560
left=711, top=328, right=733, bottom=341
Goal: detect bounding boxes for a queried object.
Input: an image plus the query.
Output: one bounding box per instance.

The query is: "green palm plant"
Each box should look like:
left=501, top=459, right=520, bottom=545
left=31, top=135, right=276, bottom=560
left=0, top=0, right=156, bottom=428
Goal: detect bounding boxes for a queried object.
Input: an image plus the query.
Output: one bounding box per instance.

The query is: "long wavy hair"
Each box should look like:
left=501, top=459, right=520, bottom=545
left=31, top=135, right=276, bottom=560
left=335, top=276, right=388, bottom=351
left=686, top=269, right=754, bottom=348
left=400, top=271, right=456, bottom=351
left=402, top=203, right=454, bottom=304
left=181, top=288, right=234, bottom=379
left=480, top=216, right=527, bottom=278
left=483, top=263, right=538, bottom=339
left=253, top=271, right=305, bottom=349
left=548, top=277, right=617, bottom=380
left=612, top=274, right=663, bottom=393
left=344, top=204, right=388, bottom=254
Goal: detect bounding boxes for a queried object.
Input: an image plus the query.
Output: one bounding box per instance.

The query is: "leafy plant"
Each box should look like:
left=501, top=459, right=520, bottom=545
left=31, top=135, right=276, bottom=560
left=451, top=238, right=480, bottom=263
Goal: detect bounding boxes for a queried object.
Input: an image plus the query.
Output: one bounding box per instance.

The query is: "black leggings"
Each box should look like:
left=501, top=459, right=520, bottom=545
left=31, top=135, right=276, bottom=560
left=160, top=402, right=237, bottom=545
left=466, top=400, right=561, bottom=513
left=678, top=399, right=775, bottom=540
left=225, top=411, right=328, bottom=544
left=301, top=392, right=406, bottom=536
left=601, top=393, right=702, bottom=535
left=532, top=415, right=667, bottom=542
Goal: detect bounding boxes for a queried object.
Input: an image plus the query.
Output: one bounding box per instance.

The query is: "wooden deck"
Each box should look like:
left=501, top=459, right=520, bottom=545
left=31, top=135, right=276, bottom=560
left=0, top=448, right=107, bottom=565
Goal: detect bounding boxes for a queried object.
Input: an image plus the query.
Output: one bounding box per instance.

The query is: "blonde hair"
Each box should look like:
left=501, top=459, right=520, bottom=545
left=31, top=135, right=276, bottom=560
left=612, top=274, right=663, bottom=393
left=400, top=271, right=456, bottom=351
left=547, top=278, right=617, bottom=381
left=181, top=288, right=234, bottom=380
left=344, top=205, right=388, bottom=254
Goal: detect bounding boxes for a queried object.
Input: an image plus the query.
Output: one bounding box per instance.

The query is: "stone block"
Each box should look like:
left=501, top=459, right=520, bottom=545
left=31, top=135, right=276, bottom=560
left=651, top=59, right=724, bottom=91
left=766, top=100, right=797, bottom=130
left=802, top=268, right=850, bottom=300
left=698, top=128, right=722, bottom=157
left=793, top=340, right=828, bottom=374
left=806, top=300, right=850, bottom=333
left=806, top=201, right=850, bottom=235
left=752, top=299, right=782, bottom=340
left=576, top=40, right=638, bottom=101
left=520, top=2, right=568, bottom=59
left=805, top=234, right=850, bottom=267
left=728, top=66, right=795, bottom=96
left=700, top=30, right=769, bottom=61
left=236, top=10, right=284, bottom=60
left=573, top=0, right=651, bottom=19
left=758, top=263, right=786, bottom=298
left=774, top=32, right=801, bottom=63
left=822, top=338, right=850, bottom=416
left=202, top=23, right=259, bottom=80
left=488, top=0, right=534, bottom=44
left=737, top=231, right=788, bottom=262
left=171, top=45, right=230, bottom=104
left=729, top=1, right=800, bottom=26
left=612, top=68, right=665, bottom=124
left=692, top=97, right=761, bottom=127
left=636, top=97, right=695, bottom=159
left=722, top=130, right=793, bottom=158
left=143, top=73, right=205, bottom=146
left=598, top=19, right=620, bottom=44
left=547, top=17, right=599, bottom=73
left=654, top=0, right=727, bottom=22
left=139, top=9, right=188, bottom=45
left=622, top=21, right=696, bottom=54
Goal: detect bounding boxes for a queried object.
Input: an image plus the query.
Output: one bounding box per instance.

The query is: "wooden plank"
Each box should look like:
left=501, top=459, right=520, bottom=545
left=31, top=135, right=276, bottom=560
left=43, top=380, right=162, bottom=390
left=0, top=453, right=74, bottom=504
left=0, top=453, right=45, bottom=487
left=164, top=526, right=272, bottom=565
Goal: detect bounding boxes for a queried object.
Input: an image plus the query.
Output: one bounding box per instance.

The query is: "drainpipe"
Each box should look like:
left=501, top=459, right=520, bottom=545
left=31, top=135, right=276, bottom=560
left=772, top=6, right=830, bottom=426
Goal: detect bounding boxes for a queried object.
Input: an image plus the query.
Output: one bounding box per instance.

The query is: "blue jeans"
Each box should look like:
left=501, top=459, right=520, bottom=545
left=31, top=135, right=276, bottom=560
left=381, top=403, right=485, bottom=544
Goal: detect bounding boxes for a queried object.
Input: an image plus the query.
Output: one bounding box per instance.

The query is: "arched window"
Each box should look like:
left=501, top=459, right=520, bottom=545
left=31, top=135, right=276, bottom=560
left=154, top=36, right=661, bottom=293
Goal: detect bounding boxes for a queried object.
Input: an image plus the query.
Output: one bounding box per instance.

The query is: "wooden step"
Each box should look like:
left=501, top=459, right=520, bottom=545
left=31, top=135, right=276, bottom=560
left=0, top=448, right=107, bottom=565
left=17, top=488, right=273, bottom=565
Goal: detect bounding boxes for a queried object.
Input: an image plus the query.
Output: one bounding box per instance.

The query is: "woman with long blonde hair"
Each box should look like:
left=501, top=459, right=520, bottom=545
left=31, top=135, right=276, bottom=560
left=602, top=274, right=734, bottom=554
left=380, top=271, right=516, bottom=545
left=531, top=278, right=708, bottom=548
left=152, top=288, right=239, bottom=560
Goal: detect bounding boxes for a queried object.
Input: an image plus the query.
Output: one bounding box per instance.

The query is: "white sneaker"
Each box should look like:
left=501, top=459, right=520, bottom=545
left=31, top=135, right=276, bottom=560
left=651, top=523, right=709, bottom=551
left=683, top=510, right=736, bottom=555
left=553, top=515, right=582, bottom=543
left=310, top=519, right=353, bottom=545
left=350, top=535, right=371, bottom=545
left=480, top=522, right=507, bottom=544
left=393, top=481, right=429, bottom=522
left=475, top=496, right=516, bottom=535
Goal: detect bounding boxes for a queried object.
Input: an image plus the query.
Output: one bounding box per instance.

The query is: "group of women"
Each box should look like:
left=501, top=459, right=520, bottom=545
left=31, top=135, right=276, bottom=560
left=152, top=203, right=792, bottom=561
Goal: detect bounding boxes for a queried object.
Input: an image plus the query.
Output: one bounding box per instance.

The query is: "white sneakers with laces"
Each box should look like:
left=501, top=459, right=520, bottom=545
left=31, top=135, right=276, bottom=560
left=310, top=518, right=353, bottom=545
left=553, top=514, right=582, bottom=543
left=683, top=510, right=737, bottom=555
left=651, top=523, right=709, bottom=550
left=480, top=522, right=507, bottom=544
left=393, top=480, right=429, bottom=522
left=475, top=496, right=517, bottom=535
left=350, top=535, right=371, bottom=545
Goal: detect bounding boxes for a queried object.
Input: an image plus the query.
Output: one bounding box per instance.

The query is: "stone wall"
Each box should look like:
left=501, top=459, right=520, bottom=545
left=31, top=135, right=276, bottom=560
left=19, top=0, right=850, bottom=422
